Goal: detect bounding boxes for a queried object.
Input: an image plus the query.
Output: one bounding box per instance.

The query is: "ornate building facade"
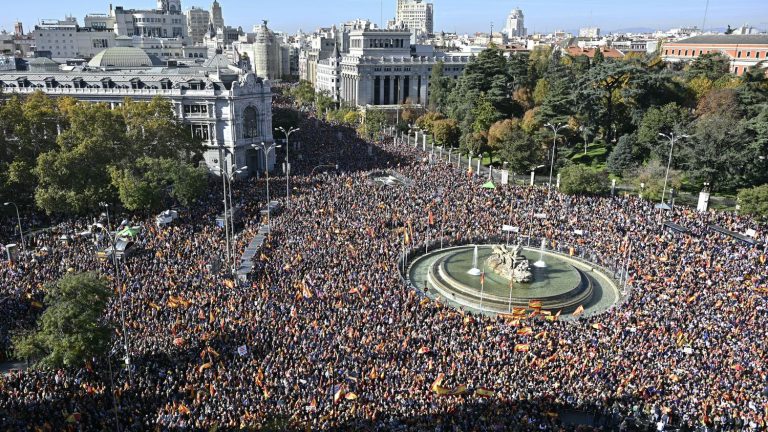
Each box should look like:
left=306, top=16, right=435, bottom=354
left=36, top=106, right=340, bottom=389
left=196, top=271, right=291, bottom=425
left=0, top=47, right=274, bottom=176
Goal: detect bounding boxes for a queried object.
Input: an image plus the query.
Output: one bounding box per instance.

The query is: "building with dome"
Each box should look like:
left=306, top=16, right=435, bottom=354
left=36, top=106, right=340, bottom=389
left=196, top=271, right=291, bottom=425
left=0, top=47, right=274, bottom=177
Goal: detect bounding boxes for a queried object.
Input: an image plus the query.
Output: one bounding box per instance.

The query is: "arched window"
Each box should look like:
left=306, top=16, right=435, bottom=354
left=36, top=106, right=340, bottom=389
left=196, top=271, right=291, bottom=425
left=243, top=106, right=259, bottom=138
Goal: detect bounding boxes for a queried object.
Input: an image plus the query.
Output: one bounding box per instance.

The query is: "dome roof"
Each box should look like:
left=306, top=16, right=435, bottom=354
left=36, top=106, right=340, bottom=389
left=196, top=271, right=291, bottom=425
left=88, top=47, right=153, bottom=69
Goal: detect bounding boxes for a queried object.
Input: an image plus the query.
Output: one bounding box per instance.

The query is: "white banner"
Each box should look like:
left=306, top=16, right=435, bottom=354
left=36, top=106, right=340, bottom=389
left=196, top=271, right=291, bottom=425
left=574, top=229, right=584, bottom=236
left=502, top=225, right=520, bottom=233
left=237, top=345, right=248, bottom=357
left=534, top=213, right=548, bottom=219
left=501, top=170, right=509, bottom=185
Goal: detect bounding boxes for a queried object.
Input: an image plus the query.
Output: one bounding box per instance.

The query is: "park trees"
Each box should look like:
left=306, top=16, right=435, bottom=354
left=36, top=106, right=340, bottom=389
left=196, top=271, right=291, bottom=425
left=432, top=119, right=460, bottom=148
left=559, top=164, right=610, bottom=196
left=13, top=272, right=112, bottom=368
left=490, top=119, right=540, bottom=173
left=738, top=184, right=768, bottom=218
left=428, top=61, right=454, bottom=113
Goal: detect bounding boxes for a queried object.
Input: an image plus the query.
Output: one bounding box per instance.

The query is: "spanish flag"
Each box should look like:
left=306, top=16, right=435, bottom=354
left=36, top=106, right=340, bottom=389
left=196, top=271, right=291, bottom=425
left=475, top=387, right=495, bottom=398
left=344, top=392, right=358, bottom=401
left=417, top=346, right=431, bottom=354
left=516, top=327, right=533, bottom=336
left=514, top=343, right=530, bottom=352
left=528, top=300, right=542, bottom=309
left=534, top=331, right=548, bottom=340
left=430, top=373, right=445, bottom=392
left=198, top=362, right=212, bottom=373
left=591, top=323, right=604, bottom=330
left=428, top=210, right=435, bottom=226
left=572, top=305, right=585, bottom=317
left=333, top=385, right=344, bottom=404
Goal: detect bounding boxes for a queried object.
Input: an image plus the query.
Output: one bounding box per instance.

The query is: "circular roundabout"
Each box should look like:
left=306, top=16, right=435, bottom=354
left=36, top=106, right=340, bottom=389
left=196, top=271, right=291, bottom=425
left=407, top=243, right=621, bottom=318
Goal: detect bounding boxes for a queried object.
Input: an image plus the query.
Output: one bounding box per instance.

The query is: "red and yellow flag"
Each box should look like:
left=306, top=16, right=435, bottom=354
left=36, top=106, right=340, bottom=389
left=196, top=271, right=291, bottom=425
left=514, top=343, right=530, bottom=353
left=572, top=305, right=585, bottom=317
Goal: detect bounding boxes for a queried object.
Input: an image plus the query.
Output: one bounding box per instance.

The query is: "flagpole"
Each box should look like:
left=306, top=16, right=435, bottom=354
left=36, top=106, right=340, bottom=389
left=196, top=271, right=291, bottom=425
left=508, top=280, right=514, bottom=313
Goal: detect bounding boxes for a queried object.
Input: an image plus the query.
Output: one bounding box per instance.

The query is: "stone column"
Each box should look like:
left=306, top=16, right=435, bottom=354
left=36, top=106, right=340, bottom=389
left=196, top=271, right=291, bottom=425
left=420, top=75, right=428, bottom=106
left=379, top=76, right=385, bottom=106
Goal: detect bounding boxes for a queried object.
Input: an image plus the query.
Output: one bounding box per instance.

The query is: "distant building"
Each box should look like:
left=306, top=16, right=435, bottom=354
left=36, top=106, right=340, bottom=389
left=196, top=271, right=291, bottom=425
left=187, top=7, right=211, bottom=44
left=31, top=17, right=116, bottom=60
left=315, top=23, right=471, bottom=107
left=565, top=46, right=625, bottom=59
left=111, top=0, right=188, bottom=40
left=210, top=0, right=225, bottom=32
left=395, top=0, right=434, bottom=35
left=0, top=47, right=274, bottom=176
left=234, top=21, right=290, bottom=80
left=662, top=34, right=768, bottom=76
left=579, top=27, right=600, bottom=38
left=504, top=8, right=526, bottom=39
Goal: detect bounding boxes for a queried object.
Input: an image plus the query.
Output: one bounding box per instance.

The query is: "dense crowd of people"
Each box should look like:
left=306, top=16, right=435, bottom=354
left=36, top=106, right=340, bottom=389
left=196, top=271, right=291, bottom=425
left=0, top=102, right=766, bottom=431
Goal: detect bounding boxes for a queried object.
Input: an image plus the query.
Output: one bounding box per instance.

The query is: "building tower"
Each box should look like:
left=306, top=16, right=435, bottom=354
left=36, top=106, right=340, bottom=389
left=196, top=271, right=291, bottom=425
left=158, top=0, right=183, bottom=14
left=211, top=0, right=225, bottom=31
left=14, top=21, right=24, bottom=36
left=395, top=0, right=434, bottom=35
left=505, top=8, right=526, bottom=39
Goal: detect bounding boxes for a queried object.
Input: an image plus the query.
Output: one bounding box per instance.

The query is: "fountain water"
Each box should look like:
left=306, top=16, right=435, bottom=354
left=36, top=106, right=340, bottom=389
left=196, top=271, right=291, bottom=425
left=467, top=245, right=482, bottom=275
left=533, top=238, right=548, bottom=268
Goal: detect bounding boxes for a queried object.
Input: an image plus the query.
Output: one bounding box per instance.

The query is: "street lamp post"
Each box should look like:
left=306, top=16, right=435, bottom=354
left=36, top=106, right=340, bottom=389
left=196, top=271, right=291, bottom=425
left=275, top=127, right=300, bottom=208
left=657, top=132, right=689, bottom=208
left=214, top=166, right=248, bottom=273
left=545, top=123, right=569, bottom=190
left=252, top=142, right=282, bottom=234
left=3, top=202, right=25, bottom=251
left=97, top=203, right=132, bottom=385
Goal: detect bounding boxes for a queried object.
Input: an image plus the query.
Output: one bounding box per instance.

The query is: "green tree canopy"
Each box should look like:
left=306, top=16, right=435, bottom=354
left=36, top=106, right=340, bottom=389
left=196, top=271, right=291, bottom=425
left=559, top=164, right=610, bottom=195
left=432, top=119, right=460, bottom=148
left=490, top=119, right=541, bottom=173
left=738, top=184, right=768, bottom=218
left=13, top=272, right=113, bottom=369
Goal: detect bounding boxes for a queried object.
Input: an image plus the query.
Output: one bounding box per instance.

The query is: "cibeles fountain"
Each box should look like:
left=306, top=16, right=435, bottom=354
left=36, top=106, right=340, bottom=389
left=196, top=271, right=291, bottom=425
left=406, top=241, right=621, bottom=317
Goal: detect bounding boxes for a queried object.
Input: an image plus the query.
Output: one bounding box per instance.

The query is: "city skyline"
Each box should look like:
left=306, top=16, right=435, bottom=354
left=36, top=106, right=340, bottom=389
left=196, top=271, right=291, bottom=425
left=2, top=0, right=767, bottom=36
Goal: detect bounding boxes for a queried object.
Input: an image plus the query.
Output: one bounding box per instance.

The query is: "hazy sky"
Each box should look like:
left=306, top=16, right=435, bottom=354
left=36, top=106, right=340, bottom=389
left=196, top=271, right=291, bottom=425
left=3, top=0, right=767, bottom=35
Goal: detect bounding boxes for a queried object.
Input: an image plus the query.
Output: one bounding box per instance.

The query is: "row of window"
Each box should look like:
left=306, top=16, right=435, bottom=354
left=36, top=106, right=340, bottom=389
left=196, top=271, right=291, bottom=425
left=665, top=48, right=764, bottom=59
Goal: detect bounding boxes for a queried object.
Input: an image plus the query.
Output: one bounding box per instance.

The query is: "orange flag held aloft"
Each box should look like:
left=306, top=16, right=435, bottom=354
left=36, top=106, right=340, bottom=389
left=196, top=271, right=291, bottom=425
left=514, top=344, right=530, bottom=352
left=417, top=346, right=431, bottom=354
left=428, top=210, right=435, bottom=226
left=516, top=327, right=533, bottom=336
left=475, top=387, right=495, bottom=398
left=430, top=373, right=446, bottom=392
left=528, top=300, right=542, bottom=309
left=572, top=305, right=585, bottom=317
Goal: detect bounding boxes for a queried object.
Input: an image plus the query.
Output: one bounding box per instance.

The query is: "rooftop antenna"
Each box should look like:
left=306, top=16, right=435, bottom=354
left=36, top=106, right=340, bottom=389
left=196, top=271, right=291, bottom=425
left=702, top=0, right=709, bottom=33
left=381, top=0, right=383, bottom=29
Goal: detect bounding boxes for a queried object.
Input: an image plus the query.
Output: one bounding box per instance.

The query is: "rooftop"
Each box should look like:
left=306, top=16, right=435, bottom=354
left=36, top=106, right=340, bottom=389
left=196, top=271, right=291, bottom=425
left=670, top=34, right=768, bottom=45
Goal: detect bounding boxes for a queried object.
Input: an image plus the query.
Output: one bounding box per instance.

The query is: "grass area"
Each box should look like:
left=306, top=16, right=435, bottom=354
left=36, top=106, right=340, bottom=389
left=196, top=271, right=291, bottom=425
left=569, top=143, right=608, bottom=168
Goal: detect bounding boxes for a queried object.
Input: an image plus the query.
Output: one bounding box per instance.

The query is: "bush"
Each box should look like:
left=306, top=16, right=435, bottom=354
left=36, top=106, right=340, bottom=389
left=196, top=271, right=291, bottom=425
left=559, top=164, right=610, bottom=196
left=738, top=184, right=768, bottom=217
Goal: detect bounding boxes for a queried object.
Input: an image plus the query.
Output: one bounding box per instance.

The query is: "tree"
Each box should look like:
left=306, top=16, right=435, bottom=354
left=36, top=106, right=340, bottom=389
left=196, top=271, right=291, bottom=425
left=459, top=131, right=486, bottom=157
left=415, top=111, right=446, bottom=134
left=428, top=61, right=453, bottom=113
left=628, top=160, right=683, bottom=201
left=432, top=119, right=460, bottom=148
left=737, top=185, right=768, bottom=218
left=13, top=272, right=113, bottom=368
left=109, top=157, right=207, bottom=211
left=315, top=90, right=336, bottom=114
left=35, top=102, right=126, bottom=215
left=607, top=133, right=639, bottom=176
left=121, top=97, right=202, bottom=160
left=490, top=119, right=541, bottom=173
left=559, top=164, right=610, bottom=195
left=471, top=94, right=502, bottom=134
left=169, top=162, right=208, bottom=207
left=290, top=80, right=315, bottom=107
left=685, top=53, right=730, bottom=81
left=683, top=112, right=748, bottom=191
left=636, top=103, right=692, bottom=160
left=359, top=108, right=387, bottom=140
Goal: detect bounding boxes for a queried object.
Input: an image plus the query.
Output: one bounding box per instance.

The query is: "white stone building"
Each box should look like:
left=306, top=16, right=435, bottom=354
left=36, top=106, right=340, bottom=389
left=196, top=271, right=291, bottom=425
left=32, top=17, right=116, bottom=60
left=0, top=47, right=274, bottom=176
left=578, top=27, right=601, bottom=38
left=315, top=24, right=470, bottom=107
left=504, top=8, right=526, bottom=39
left=111, top=0, right=188, bottom=40
left=232, top=21, right=290, bottom=81
left=395, top=0, right=434, bottom=35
